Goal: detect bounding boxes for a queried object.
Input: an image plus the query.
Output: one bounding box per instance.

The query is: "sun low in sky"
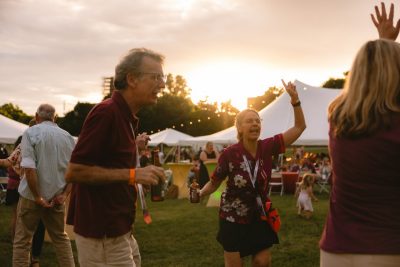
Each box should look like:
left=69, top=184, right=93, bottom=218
left=0, top=0, right=384, bottom=114
left=186, top=60, right=278, bottom=110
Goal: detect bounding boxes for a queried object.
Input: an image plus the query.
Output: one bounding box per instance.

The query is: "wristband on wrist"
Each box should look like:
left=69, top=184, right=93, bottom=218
left=292, top=100, right=301, bottom=107
left=128, top=168, right=136, bottom=185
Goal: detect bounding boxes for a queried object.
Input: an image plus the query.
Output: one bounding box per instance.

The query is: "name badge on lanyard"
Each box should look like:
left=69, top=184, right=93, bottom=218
left=242, top=155, right=267, bottom=217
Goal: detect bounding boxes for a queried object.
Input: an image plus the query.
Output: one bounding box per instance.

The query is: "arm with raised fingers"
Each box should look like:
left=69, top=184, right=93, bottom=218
left=281, top=80, right=306, bottom=147
left=371, top=2, right=400, bottom=40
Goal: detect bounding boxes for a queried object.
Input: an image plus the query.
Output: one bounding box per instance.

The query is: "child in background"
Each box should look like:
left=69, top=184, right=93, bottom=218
left=295, top=174, right=318, bottom=219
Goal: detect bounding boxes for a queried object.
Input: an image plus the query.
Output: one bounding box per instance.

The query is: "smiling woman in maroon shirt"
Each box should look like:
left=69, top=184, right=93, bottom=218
left=319, top=4, right=400, bottom=267
left=200, top=80, right=306, bottom=267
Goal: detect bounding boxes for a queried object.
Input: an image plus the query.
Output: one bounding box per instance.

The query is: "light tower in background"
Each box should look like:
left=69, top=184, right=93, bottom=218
left=102, top=76, right=114, bottom=98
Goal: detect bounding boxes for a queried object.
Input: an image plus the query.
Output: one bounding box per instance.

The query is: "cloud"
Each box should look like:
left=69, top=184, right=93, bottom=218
left=0, top=0, right=380, bottom=114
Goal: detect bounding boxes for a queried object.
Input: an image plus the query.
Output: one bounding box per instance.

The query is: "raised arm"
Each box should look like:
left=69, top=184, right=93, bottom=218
left=65, top=162, right=165, bottom=185
left=281, top=80, right=306, bottom=147
left=371, top=2, right=400, bottom=40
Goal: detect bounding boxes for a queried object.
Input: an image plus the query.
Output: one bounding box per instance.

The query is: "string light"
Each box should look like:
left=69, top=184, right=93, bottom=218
left=143, top=108, right=241, bottom=133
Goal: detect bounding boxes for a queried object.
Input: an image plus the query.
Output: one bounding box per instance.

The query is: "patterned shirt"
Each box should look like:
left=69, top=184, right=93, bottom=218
left=211, top=134, right=285, bottom=224
left=7, top=144, right=22, bottom=176
left=19, top=121, right=75, bottom=201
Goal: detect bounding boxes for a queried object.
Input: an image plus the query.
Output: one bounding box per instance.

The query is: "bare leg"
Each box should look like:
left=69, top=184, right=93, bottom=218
left=252, top=248, right=271, bottom=267
left=224, top=251, right=244, bottom=267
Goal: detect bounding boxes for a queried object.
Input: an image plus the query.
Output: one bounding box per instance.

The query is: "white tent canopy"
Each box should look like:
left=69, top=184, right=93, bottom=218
left=179, top=80, right=342, bottom=147
left=148, top=128, right=193, bottom=146
left=0, top=114, right=28, bottom=144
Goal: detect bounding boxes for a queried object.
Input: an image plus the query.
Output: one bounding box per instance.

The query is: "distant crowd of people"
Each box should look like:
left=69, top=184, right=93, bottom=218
left=0, top=2, right=399, bottom=267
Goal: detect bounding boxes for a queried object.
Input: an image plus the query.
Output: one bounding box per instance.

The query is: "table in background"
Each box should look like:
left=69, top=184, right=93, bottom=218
left=166, top=162, right=217, bottom=199
left=280, top=172, right=299, bottom=194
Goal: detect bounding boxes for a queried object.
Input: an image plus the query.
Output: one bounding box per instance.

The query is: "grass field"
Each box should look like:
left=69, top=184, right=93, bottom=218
left=0, top=191, right=329, bottom=267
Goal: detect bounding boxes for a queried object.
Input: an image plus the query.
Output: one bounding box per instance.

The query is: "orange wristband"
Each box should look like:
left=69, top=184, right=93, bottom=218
left=128, top=168, right=136, bottom=185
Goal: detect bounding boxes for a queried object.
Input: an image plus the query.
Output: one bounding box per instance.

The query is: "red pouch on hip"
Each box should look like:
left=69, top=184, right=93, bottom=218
left=261, top=201, right=281, bottom=233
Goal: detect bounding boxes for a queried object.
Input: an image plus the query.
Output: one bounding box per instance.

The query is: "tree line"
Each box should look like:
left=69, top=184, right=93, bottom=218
left=0, top=74, right=344, bottom=137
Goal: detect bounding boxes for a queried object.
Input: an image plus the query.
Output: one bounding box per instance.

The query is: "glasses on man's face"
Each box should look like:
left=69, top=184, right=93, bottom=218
left=139, top=72, right=167, bottom=83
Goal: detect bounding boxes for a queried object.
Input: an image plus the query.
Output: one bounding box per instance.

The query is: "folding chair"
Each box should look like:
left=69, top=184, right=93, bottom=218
left=269, top=172, right=284, bottom=196
left=0, top=177, right=8, bottom=205
left=317, top=173, right=330, bottom=193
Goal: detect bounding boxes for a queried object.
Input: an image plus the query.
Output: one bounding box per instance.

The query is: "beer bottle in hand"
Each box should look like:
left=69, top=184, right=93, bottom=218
left=190, top=178, right=200, bottom=203
left=151, top=149, right=164, bottom=202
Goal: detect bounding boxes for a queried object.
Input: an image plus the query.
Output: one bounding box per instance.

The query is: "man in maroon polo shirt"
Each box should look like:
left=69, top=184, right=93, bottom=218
left=65, top=48, right=166, bottom=267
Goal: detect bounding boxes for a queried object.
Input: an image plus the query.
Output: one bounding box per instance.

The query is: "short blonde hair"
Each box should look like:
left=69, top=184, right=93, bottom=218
left=235, top=109, right=260, bottom=141
left=328, top=39, right=400, bottom=138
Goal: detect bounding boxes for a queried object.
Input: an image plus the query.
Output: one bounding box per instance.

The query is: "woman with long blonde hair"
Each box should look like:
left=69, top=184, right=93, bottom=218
left=319, top=3, right=400, bottom=267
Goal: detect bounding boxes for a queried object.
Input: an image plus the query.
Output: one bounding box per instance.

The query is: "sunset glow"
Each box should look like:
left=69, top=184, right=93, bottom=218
left=185, top=61, right=280, bottom=111
left=0, top=0, right=381, bottom=114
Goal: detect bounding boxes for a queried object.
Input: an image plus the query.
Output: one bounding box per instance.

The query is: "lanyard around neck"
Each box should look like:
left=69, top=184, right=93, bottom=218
left=242, top=155, right=267, bottom=216
left=242, top=155, right=259, bottom=188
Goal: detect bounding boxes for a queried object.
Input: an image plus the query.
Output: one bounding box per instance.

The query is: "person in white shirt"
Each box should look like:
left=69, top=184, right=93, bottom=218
left=13, top=104, right=76, bottom=267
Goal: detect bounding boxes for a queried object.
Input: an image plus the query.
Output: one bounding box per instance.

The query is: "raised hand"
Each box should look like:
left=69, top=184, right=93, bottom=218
left=281, top=79, right=299, bottom=104
left=371, top=2, right=400, bottom=40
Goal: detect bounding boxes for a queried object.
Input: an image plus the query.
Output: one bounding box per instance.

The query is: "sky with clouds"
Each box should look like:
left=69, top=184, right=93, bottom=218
left=0, top=0, right=388, bottom=115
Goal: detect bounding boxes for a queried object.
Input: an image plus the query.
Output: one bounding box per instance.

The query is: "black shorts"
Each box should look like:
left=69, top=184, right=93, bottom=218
left=217, top=219, right=279, bottom=258
left=6, top=189, right=19, bottom=206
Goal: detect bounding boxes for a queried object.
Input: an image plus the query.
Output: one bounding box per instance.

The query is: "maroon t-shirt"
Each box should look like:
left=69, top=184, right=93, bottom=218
left=211, top=134, right=285, bottom=224
left=320, top=114, right=400, bottom=254
left=66, top=91, right=138, bottom=238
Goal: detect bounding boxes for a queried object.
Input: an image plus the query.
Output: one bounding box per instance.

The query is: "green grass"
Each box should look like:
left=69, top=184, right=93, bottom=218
left=0, top=191, right=329, bottom=267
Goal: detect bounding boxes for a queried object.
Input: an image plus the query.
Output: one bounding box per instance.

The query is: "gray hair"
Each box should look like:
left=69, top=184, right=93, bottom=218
left=36, top=104, right=56, bottom=121
left=114, top=48, right=165, bottom=90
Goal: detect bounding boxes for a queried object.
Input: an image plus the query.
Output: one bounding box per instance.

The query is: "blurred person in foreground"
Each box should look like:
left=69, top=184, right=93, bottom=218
left=13, top=104, right=75, bottom=266
left=200, top=80, right=306, bottom=267
left=319, top=3, right=400, bottom=266
left=65, top=48, right=166, bottom=267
